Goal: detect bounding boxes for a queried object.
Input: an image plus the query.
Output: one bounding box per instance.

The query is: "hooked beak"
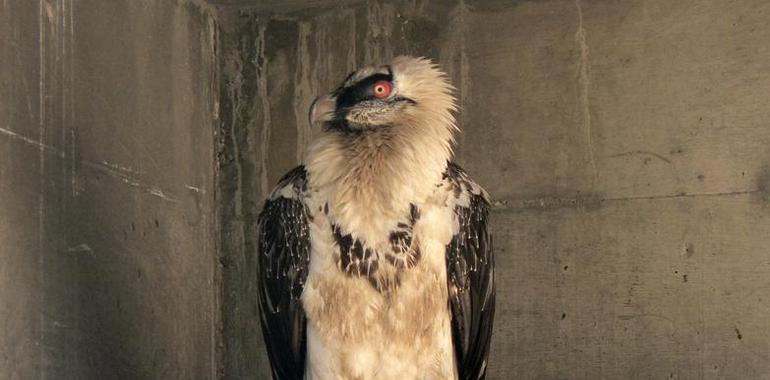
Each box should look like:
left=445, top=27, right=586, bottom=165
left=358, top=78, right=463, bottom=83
left=309, top=95, right=336, bottom=126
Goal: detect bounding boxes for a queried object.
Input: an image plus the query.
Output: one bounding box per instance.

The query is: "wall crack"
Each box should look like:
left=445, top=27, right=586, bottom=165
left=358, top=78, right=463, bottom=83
left=492, top=189, right=762, bottom=212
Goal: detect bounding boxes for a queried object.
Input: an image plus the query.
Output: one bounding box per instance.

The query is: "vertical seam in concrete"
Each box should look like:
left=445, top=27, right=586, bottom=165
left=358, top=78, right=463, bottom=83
left=12, top=36, right=35, bottom=117
left=227, top=43, right=244, bottom=215
left=458, top=0, right=469, bottom=160
left=60, top=0, right=66, bottom=171
left=347, top=9, right=356, bottom=71
left=257, top=24, right=271, bottom=199
left=294, top=21, right=312, bottom=163
left=438, top=1, right=469, bottom=159
left=575, top=0, right=598, bottom=189
left=205, top=9, right=220, bottom=379
left=61, top=0, right=74, bottom=371
left=37, top=0, right=46, bottom=378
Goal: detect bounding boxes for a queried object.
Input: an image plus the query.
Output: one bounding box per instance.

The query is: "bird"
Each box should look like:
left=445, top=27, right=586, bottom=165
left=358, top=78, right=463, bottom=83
left=257, top=56, right=495, bottom=380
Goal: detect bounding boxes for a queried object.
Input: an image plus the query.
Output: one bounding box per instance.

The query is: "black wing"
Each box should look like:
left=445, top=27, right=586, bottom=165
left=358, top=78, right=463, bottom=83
left=444, top=162, right=496, bottom=380
left=257, top=166, right=311, bottom=380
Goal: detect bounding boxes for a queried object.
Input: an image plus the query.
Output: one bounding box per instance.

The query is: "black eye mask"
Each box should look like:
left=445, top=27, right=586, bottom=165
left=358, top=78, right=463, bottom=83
left=335, top=73, right=394, bottom=110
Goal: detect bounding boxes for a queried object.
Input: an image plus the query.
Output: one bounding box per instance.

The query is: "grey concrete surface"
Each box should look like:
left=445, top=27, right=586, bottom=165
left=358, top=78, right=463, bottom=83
left=217, top=0, right=770, bottom=379
left=1, top=0, right=219, bottom=378
left=3, top=0, right=770, bottom=379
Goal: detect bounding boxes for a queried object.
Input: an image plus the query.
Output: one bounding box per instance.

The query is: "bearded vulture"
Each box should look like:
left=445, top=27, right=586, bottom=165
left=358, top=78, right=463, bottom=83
left=257, top=56, right=495, bottom=380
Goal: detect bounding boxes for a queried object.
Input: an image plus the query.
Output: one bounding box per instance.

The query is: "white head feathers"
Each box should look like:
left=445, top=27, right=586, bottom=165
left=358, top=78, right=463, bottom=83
left=304, top=56, right=459, bottom=246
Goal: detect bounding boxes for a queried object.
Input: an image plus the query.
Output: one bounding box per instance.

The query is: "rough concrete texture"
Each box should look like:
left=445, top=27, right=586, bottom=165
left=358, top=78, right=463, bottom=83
left=3, top=0, right=770, bottom=379
left=1, top=0, right=218, bottom=378
left=217, top=0, right=770, bottom=379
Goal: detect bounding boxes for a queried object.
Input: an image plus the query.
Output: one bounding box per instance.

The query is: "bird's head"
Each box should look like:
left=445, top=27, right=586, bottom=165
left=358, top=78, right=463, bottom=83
left=309, top=56, right=457, bottom=140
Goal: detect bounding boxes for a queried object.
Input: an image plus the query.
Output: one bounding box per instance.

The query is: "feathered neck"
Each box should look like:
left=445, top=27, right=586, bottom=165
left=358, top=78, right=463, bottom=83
left=304, top=123, right=453, bottom=245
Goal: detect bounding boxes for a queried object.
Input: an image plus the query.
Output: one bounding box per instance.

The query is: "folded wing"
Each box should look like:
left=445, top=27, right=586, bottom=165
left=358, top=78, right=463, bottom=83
left=257, top=166, right=311, bottom=380
left=444, top=162, right=496, bottom=380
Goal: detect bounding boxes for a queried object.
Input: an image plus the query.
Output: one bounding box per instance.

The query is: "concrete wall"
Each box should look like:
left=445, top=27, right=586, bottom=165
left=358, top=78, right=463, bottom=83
left=1, top=0, right=219, bottom=378
left=218, top=0, right=770, bottom=379
left=3, top=0, right=770, bottom=379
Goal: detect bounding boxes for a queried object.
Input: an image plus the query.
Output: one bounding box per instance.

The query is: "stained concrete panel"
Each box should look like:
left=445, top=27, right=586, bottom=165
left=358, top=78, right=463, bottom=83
left=490, top=194, right=770, bottom=379
left=582, top=0, right=770, bottom=200
left=1, top=0, right=219, bottom=378
left=1, top=2, right=42, bottom=377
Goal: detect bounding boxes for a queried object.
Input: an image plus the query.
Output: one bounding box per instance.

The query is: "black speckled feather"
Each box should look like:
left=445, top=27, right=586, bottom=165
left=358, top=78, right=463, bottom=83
left=257, top=166, right=310, bottom=380
left=445, top=162, right=496, bottom=380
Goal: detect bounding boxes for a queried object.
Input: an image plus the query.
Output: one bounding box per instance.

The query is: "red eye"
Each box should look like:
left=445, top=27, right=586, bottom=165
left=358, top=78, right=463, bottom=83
left=372, top=80, right=392, bottom=99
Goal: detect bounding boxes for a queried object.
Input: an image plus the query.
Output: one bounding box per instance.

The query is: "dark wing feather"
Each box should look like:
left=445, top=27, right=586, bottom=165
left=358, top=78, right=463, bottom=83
left=257, top=166, right=310, bottom=380
left=445, top=162, right=496, bottom=380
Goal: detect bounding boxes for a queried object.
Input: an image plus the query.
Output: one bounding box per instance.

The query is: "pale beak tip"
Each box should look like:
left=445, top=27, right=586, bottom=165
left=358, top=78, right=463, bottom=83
left=309, top=95, right=335, bottom=125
